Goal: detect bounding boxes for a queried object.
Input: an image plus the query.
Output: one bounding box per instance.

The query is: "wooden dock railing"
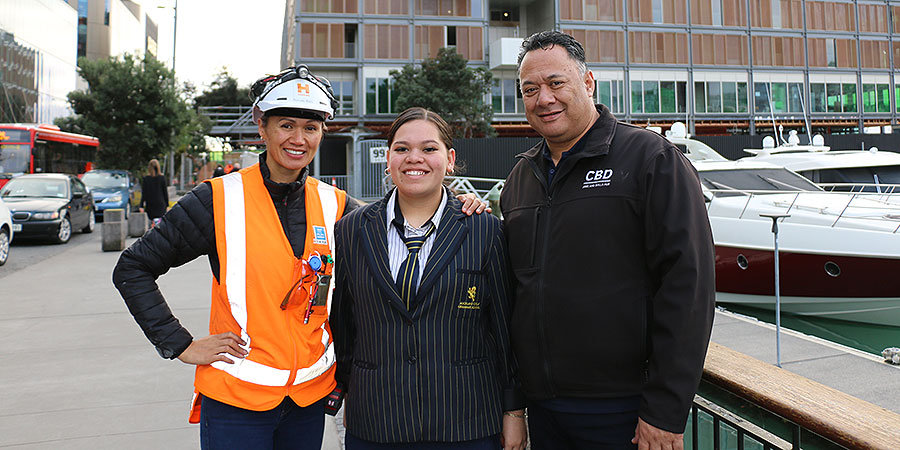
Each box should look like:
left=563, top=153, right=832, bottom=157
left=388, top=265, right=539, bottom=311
left=700, top=342, right=900, bottom=450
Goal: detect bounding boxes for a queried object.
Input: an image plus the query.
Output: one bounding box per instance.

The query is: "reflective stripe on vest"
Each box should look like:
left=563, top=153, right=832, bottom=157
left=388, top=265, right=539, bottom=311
left=209, top=172, right=338, bottom=387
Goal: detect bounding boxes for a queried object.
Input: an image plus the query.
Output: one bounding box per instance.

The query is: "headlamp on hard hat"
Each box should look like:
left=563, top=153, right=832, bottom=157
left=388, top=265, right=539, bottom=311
left=250, top=65, right=339, bottom=123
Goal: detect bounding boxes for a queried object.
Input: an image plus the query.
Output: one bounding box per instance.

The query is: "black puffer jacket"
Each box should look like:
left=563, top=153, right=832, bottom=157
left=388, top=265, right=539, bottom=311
left=112, top=152, right=359, bottom=359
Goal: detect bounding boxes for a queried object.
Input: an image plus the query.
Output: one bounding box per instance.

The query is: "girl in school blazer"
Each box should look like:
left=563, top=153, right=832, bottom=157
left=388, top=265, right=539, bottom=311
left=331, top=108, right=527, bottom=450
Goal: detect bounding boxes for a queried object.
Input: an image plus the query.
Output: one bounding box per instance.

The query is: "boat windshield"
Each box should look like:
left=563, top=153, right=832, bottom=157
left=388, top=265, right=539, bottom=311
left=811, top=166, right=900, bottom=185
left=699, top=168, right=821, bottom=192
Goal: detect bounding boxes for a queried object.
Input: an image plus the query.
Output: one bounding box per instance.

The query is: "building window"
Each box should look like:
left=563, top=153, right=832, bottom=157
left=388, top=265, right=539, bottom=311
left=564, top=29, right=625, bottom=63
left=302, top=0, right=358, bottom=13
left=415, top=0, right=471, bottom=16
left=806, top=1, right=856, bottom=32
left=415, top=26, right=483, bottom=60
left=364, top=24, right=409, bottom=59
left=753, top=82, right=805, bottom=113
left=345, top=25, right=357, bottom=59
left=105, top=0, right=110, bottom=25
left=896, top=85, right=900, bottom=112
left=629, top=32, right=689, bottom=64
left=826, top=39, right=836, bottom=67
left=809, top=82, right=859, bottom=113
left=561, top=0, right=624, bottom=21
left=366, top=77, right=397, bottom=115
left=652, top=0, right=664, bottom=22
left=300, top=23, right=347, bottom=59
left=631, top=80, right=687, bottom=114
left=332, top=81, right=355, bottom=115
left=366, top=0, right=409, bottom=14
left=695, top=81, right=748, bottom=113
left=595, top=80, right=625, bottom=114
left=492, top=78, right=523, bottom=114
left=628, top=0, right=686, bottom=24
left=692, top=0, right=745, bottom=26
left=711, top=0, right=722, bottom=25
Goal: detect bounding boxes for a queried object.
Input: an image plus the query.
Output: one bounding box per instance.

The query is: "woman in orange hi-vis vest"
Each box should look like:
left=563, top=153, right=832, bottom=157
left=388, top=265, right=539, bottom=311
left=113, top=66, right=487, bottom=450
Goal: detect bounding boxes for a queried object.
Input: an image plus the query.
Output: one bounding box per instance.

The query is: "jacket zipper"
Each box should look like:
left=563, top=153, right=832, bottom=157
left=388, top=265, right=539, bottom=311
left=525, top=158, right=556, bottom=396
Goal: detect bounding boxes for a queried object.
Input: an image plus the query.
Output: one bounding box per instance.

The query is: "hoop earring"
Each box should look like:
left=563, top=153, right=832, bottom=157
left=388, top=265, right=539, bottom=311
left=384, top=167, right=390, bottom=175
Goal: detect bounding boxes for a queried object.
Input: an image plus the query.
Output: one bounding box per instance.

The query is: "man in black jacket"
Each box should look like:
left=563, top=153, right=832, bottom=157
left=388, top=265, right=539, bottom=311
left=500, top=31, right=715, bottom=449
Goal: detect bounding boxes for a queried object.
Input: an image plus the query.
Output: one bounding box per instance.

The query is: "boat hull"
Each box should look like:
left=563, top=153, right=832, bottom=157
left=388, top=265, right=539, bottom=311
left=715, top=292, right=900, bottom=326
left=714, top=245, right=900, bottom=326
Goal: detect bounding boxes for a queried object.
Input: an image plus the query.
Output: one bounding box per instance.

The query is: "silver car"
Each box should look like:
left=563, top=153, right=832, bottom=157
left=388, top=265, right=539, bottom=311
left=0, top=196, right=12, bottom=266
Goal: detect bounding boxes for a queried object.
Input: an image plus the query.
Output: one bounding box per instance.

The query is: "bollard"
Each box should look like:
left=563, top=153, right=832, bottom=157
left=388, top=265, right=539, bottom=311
left=128, top=211, right=149, bottom=237
left=102, top=209, right=127, bottom=252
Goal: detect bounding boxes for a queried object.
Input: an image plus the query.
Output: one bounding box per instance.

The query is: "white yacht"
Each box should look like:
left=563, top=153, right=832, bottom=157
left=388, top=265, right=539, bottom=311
left=665, top=123, right=900, bottom=326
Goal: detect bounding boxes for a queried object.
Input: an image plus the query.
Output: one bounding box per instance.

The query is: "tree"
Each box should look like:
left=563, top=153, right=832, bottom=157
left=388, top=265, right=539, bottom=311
left=193, top=68, right=253, bottom=108
left=391, top=48, right=495, bottom=138
left=55, top=54, right=197, bottom=173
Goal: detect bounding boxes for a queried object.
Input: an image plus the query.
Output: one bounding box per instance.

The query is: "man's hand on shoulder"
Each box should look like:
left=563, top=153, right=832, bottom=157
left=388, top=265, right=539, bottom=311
left=456, top=193, right=490, bottom=215
left=632, top=417, right=683, bottom=450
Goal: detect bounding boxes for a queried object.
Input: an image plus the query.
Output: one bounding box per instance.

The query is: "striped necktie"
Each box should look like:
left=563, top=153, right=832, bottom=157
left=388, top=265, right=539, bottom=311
left=395, top=222, right=436, bottom=309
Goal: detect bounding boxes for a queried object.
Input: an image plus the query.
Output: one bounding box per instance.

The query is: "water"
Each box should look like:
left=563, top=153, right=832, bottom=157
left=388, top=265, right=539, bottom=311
left=721, top=304, right=900, bottom=356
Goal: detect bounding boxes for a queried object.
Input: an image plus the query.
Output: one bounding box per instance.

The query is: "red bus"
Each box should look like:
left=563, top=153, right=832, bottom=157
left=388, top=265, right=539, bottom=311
left=0, top=124, right=99, bottom=187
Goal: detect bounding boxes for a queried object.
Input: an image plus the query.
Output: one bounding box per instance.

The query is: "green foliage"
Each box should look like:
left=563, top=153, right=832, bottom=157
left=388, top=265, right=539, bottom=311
left=194, top=67, right=253, bottom=108
left=391, top=48, right=495, bottom=138
left=55, top=54, right=201, bottom=172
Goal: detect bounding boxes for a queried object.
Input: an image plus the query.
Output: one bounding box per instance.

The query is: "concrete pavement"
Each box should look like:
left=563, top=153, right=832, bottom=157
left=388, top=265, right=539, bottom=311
left=0, top=232, right=342, bottom=449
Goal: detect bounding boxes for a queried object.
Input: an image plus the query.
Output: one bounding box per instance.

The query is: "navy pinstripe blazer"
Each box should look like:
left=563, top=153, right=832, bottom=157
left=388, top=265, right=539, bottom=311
left=330, top=191, right=521, bottom=444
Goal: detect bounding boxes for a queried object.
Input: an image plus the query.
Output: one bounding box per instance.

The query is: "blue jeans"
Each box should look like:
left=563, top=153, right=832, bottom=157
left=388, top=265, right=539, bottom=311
left=200, top=395, right=325, bottom=450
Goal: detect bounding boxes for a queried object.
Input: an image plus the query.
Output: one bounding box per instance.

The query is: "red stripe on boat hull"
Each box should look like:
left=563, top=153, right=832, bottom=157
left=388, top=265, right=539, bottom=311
left=715, top=246, right=900, bottom=298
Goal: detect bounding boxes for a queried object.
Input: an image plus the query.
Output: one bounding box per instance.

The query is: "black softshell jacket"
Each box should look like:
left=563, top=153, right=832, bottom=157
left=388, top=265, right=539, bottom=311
left=500, top=105, right=716, bottom=433
left=112, top=153, right=358, bottom=359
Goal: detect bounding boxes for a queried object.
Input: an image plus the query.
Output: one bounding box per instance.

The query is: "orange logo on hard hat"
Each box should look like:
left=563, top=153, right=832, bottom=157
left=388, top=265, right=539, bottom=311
left=297, top=82, right=310, bottom=95
left=0, top=132, right=8, bottom=141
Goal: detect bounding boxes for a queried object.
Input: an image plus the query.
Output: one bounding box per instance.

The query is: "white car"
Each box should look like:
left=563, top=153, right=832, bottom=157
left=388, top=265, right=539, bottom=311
left=0, top=196, right=12, bottom=266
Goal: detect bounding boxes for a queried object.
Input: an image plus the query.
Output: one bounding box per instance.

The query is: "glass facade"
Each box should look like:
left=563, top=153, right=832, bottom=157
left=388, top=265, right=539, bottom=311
left=288, top=0, right=900, bottom=131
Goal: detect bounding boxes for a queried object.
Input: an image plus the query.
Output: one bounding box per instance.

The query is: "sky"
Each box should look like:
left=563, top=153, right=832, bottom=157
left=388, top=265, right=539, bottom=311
left=146, top=0, right=286, bottom=91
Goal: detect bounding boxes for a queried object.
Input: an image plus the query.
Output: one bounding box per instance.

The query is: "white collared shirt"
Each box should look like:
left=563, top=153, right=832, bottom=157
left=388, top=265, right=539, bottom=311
left=386, top=188, right=447, bottom=286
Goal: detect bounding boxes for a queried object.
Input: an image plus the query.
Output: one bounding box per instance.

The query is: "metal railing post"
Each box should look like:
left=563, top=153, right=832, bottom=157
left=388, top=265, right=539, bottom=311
left=760, top=213, right=791, bottom=368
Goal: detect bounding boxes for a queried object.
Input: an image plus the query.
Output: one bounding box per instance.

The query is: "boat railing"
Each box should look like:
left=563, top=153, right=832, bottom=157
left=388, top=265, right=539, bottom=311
left=692, top=342, right=900, bottom=449
left=705, top=188, right=900, bottom=233
left=819, top=182, right=900, bottom=196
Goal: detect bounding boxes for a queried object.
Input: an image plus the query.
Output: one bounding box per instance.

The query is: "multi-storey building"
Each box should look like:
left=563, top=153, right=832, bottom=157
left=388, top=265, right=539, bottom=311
left=281, top=0, right=900, bottom=135
left=0, top=0, right=159, bottom=124
left=0, top=0, right=79, bottom=124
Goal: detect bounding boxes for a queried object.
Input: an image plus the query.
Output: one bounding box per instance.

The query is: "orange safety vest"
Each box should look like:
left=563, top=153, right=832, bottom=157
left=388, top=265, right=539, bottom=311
left=189, top=164, right=347, bottom=422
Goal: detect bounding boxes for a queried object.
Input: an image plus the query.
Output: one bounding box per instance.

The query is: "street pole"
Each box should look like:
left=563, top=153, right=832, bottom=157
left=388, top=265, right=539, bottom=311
left=760, top=213, right=790, bottom=368
left=159, top=1, right=178, bottom=186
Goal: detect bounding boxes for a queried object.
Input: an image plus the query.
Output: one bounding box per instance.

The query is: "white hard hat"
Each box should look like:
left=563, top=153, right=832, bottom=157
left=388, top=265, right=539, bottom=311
left=251, top=65, right=337, bottom=123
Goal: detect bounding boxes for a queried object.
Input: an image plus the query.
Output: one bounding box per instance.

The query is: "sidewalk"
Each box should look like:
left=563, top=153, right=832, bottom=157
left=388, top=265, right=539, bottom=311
left=0, top=233, right=342, bottom=449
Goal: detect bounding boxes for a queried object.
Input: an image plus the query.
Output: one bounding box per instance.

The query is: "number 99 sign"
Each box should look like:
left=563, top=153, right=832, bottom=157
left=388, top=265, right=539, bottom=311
left=369, top=146, right=388, bottom=163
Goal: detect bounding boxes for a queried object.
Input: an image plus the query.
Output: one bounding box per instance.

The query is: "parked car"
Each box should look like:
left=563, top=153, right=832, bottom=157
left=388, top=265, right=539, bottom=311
left=0, top=174, right=95, bottom=244
left=0, top=196, right=12, bottom=265
left=81, top=169, right=140, bottom=221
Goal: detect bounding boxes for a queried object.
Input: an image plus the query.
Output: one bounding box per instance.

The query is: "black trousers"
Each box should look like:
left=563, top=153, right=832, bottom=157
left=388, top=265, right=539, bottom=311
left=345, top=433, right=501, bottom=450
left=528, top=401, right=639, bottom=450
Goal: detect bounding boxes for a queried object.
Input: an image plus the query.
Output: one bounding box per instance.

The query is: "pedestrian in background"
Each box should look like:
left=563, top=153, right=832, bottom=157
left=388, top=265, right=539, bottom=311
left=212, top=164, right=226, bottom=177
left=330, top=107, right=527, bottom=450
left=140, top=158, right=169, bottom=221
left=229, top=162, right=242, bottom=174
left=500, top=31, right=715, bottom=450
